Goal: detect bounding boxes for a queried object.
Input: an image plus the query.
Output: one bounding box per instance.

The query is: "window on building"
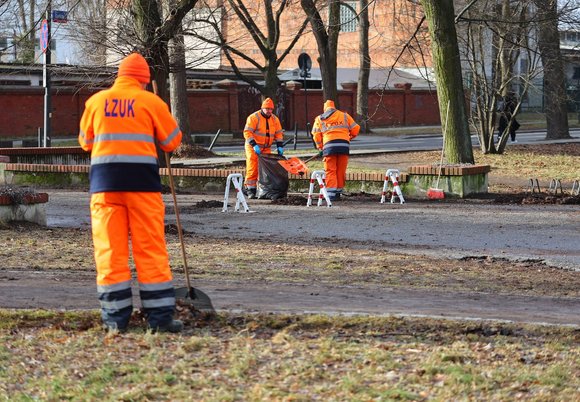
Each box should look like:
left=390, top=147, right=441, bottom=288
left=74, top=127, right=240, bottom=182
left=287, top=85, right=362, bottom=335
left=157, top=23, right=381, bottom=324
left=519, top=58, right=528, bottom=75
left=340, top=1, right=358, bottom=33
left=0, top=37, right=7, bottom=49
left=566, top=31, right=580, bottom=43
left=572, top=66, right=580, bottom=80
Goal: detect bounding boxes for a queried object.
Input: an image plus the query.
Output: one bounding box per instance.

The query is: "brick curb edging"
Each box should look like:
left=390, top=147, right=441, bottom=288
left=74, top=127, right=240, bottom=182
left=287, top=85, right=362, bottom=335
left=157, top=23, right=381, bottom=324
left=0, top=147, right=86, bottom=156
left=2, top=163, right=409, bottom=183
left=408, top=165, right=491, bottom=176
left=2, top=162, right=491, bottom=198
left=0, top=192, right=49, bottom=205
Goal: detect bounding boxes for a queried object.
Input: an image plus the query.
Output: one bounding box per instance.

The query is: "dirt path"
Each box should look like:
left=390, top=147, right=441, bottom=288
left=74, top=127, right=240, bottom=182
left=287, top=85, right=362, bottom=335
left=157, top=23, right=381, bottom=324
left=2, top=269, right=579, bottom=326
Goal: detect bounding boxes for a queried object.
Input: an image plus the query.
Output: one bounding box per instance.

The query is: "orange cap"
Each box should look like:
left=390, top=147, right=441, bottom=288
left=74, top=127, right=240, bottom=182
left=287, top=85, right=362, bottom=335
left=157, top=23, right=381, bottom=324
left=324, top=100, right=335, bottom=110
left=261, top=98, right=275, bottom=109
left=118, top=53, right=150, bottom=84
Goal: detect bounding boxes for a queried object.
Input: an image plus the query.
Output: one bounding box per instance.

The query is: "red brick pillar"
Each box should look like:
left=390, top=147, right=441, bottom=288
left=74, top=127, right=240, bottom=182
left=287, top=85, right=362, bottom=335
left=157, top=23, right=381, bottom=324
left=340, top=81, right=357, bottom=116
left=285, top=80, right=303, bottom=128
left=394, top=83, right=412, bottom=126
left=216, top=79, right=239, bottom=132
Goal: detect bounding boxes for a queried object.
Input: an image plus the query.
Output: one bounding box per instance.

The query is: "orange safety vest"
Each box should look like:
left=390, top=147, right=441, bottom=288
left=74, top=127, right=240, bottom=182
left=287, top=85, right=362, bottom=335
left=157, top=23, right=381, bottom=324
left=312, top=108, right=360, bottom=156
left=243, top=110, right=284, bottom=150
left=79, top=76, right=182, bottom=193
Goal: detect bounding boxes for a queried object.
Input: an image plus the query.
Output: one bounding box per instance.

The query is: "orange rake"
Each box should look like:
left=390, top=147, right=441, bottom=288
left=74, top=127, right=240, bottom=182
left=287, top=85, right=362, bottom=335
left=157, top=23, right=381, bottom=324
left=278, top=154, right=319, bottom=176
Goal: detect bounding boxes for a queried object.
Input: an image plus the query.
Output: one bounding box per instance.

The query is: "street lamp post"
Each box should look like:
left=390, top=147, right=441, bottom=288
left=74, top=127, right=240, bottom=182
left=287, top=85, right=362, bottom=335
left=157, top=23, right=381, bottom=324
left=43, top=3, right=52, bottom=147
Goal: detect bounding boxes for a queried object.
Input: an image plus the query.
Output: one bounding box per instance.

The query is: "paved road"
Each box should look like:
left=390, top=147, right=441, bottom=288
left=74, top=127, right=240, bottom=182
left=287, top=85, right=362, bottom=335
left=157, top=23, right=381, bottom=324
left=181, top=129, right=580, bottom=167
left=210, top=129, right=580, bottom=154
left=46, top=192, right=580, bottom=271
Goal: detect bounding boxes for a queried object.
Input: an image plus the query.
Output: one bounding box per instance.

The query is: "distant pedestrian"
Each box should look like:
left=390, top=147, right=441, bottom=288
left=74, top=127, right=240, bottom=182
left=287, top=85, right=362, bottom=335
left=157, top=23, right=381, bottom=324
left=242, top=97, right=284, bottom=199
left=497, top=92, right=520, bottom=143
left=312, top=100, right=360, bottom=201
left=78, top=53, right=184, bottom=333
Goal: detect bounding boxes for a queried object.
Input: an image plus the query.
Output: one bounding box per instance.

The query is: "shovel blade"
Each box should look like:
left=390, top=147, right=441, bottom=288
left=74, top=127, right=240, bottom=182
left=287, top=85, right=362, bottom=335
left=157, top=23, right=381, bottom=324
left=175, top=286, right=215, bottom=314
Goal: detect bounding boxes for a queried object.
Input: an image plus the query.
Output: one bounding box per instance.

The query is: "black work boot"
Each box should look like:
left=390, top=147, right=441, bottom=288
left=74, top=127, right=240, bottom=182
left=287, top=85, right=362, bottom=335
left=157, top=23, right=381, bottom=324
left=244, top=187, right=257, bottom=199
left=150, top=319, right=184, bottom=334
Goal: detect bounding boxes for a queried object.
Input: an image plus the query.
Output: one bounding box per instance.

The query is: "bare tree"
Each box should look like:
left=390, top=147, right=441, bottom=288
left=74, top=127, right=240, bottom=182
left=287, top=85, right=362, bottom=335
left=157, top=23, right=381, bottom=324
left=67, top=0, right=108, bottom=66
left=420, top=0, right=474, bottom=164
left=533, top=0, right=572, bottom=140
left=0, top=0, right=38, bottom=62
left=191, top=0, right=309, bottom=102
left=130, top=0, right=202, bottom=149
left=300, top=0, right=340, bottom=103
left=357, top=0, right=370, bottom=133
left=165, top=0, right=191, bottom=142
left=458, top=0, right=539, bottom=154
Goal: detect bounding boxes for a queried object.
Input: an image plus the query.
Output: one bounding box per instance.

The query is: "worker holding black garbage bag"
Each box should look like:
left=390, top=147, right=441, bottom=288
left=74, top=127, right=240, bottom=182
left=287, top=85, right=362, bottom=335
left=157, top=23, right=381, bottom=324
left=242, top=97, right=285, bottom=199
left=312, top=100, right=360, bottom=201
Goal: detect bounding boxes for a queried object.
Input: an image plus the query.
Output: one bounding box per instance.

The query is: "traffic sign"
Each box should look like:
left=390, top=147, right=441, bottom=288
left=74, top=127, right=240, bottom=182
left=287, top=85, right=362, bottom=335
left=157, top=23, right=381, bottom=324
left=298, top=53, right=312, bottom=73
left=52, top=10, right=68, bottom=23
left=40, top=19, right=49, bottom=53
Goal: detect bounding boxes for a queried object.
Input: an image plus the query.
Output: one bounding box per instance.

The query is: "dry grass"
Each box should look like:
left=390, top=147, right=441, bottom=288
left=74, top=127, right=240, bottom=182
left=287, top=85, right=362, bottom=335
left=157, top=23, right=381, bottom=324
left=1, top=310, right=578, bottom=401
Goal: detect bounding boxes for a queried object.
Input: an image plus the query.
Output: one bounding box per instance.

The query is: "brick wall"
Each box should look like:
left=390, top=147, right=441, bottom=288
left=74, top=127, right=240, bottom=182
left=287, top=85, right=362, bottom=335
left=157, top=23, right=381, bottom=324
left=0, top=82, right=440, bottom=138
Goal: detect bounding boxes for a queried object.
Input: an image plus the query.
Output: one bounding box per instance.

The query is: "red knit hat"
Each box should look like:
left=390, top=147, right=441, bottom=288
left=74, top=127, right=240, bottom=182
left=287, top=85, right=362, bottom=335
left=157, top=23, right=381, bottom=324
left=324, top=100, right=335, bottom=110
left=118, top=53, right=150, bottom=84
left=261, top=98, right=275, bottom=109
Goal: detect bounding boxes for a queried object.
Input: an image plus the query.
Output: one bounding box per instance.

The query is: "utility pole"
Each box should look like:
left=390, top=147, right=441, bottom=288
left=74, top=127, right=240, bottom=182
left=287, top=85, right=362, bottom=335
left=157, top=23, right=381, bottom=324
left=43, top=0, right=52, bottom=147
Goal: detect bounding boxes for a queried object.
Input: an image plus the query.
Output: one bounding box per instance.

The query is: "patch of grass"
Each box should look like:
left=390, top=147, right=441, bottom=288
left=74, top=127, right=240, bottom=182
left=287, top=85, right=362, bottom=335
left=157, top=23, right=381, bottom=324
left=476, top=144, right=580, bottom=182
left=0, top=310, right=578, bottom=401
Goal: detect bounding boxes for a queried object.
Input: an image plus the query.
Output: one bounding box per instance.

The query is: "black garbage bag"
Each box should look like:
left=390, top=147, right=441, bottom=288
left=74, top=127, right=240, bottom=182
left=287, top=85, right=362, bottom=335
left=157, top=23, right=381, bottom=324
left=257, top=154, right=288, bottom=200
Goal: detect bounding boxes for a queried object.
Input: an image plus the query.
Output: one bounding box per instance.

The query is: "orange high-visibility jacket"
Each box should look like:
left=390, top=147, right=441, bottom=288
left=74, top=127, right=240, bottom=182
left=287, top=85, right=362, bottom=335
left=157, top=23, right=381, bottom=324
left=243, top=110, right=284, bottom=151
left=312, top=108, right=360, bottom=155
left=79, top=76, right=182, bottom=193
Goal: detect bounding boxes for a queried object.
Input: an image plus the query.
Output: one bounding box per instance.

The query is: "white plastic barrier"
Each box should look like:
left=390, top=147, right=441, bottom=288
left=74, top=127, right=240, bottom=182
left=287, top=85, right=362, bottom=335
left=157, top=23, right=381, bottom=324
left=306, top=170, right=332, bottom=207
left=380, top=169, right=405, bottom=204
left=572, top=180, right=580, bottom=196
left=222, top=173, right=250, bottom=213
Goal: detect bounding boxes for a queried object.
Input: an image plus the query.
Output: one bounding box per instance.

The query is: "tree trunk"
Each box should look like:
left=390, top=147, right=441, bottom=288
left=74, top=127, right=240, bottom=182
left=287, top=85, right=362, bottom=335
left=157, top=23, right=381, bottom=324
left=167, top=1, right=193, bottom=146
left=133, top=0, right=171, bottom=166
left=357, top=0, right=370, bottom=133
left=534, top=0, right=571, bottom=140
left=264, top=55, right=281, bottom=100
left=420, top=0, right=474, bottom=164
left=301, top=0, right=339, bottom=104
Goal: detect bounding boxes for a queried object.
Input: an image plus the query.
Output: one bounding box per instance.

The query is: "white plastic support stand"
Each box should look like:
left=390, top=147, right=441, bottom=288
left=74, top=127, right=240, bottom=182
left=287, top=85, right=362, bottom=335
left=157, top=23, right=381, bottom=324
left=222, top=173, right=250, bottom=213
left=306, top=170, right=332, bottom=207
left=572, top=180, right=580, bottom=196
left=380, top=169, right=405, bottom=204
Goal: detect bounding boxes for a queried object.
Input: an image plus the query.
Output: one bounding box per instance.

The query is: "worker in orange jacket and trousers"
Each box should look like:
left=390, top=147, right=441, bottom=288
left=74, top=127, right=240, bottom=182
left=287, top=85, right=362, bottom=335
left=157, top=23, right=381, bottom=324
left=243, top=97, right=284, bottom=198
left=312, top=100, right=360, bottom=201
left=79, top=53, right=183, bottom=333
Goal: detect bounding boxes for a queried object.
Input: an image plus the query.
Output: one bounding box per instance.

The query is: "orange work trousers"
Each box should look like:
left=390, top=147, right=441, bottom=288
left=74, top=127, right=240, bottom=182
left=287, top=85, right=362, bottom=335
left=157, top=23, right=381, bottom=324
left=323, top=154, right=349, bottom=198
left=90, top=192, right=172, bottom=287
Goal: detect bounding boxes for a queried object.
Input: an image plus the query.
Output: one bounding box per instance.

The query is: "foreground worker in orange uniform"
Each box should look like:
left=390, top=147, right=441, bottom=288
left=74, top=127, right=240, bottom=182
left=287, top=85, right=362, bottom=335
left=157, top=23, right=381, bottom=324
left=312, top=100, right=360, bottom=201
left=243, top=97, right=284, bottom=198
left=78, top=53, right=183, bottom=333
